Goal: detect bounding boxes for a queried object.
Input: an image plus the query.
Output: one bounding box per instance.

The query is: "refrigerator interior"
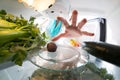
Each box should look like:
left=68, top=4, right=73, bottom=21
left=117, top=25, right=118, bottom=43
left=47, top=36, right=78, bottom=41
left=0, top=0, right=120, bottom=80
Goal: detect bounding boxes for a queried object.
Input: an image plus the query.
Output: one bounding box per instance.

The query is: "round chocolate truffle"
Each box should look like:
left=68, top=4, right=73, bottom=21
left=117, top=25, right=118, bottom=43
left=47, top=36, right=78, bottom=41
left=47, top=42, right=57, bottom=52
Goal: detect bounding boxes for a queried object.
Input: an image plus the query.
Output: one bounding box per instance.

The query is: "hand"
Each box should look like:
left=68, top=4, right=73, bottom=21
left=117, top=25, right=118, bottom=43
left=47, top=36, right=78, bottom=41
left=52, top=10, right=94, bottom=41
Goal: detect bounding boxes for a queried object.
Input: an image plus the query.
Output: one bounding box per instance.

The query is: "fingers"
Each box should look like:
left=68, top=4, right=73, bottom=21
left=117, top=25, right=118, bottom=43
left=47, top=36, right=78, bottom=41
left=77, top=18, right=87, bottom=29
left=57, top=10, right=79, bottom=28
left=70, top=10, right=78, bottom=27
left=57, top=17, right=69, bottom=28
left=81, top=31, right=94, bottom=36
left=52, top=33, right=66, bottom=41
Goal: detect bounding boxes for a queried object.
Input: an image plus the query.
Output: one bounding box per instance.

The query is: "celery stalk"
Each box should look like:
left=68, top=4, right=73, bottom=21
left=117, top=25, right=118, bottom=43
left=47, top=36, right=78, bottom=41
left=0, top=9, right=48, bottom=66
left=0, top=29, right=29, bottom=46
left=0, top=19, right=17, bottom=28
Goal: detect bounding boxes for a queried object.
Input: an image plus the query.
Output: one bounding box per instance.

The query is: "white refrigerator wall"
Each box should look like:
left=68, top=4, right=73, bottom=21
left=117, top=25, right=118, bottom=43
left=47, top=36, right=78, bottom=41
left=106, top=8, right=120, bottom=45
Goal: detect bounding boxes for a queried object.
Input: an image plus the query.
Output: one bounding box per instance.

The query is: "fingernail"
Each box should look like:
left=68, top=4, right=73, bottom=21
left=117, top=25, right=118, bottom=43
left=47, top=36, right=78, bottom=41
left=83, top=18, right=87, bottom=22
left=91, top=33, right=94, bottom=36
left=73, top=10, right=78, bottom=14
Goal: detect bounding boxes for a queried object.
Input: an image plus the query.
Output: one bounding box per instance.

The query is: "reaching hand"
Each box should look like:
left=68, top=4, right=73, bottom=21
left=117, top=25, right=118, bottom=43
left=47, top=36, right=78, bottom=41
left=52, top=10, right=94, bottom=41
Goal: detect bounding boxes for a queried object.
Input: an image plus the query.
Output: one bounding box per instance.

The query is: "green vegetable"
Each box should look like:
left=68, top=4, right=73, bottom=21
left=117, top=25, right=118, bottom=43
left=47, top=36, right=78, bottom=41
left=0, top=10, right=48, bottom=66
left=0, top=49, right=15, bottom=63
left=0, top=29, right=28, bottom=46
left=86, top=62, right=114, bottom=80
left=0, top=19, right=17, bottom=28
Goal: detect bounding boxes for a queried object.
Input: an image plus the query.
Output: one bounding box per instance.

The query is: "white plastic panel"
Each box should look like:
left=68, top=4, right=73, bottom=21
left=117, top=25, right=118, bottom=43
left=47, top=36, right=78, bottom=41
left=81, top=19, right=100, bottom=42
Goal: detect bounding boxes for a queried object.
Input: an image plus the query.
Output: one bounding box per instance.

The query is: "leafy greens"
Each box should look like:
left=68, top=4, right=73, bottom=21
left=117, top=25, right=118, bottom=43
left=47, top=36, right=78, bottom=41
left=0, top=10, right=48, bottom=66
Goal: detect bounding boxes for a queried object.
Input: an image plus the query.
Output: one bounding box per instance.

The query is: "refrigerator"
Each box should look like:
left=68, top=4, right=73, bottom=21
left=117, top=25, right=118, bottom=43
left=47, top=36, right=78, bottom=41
left=0, top=0, right=120, bottom=80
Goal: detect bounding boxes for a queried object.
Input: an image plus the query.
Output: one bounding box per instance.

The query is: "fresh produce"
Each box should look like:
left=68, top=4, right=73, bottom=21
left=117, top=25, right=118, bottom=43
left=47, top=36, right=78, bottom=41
left=0, top=10, right=48, bottom=66
left=86, top=62, right=114, bottom=80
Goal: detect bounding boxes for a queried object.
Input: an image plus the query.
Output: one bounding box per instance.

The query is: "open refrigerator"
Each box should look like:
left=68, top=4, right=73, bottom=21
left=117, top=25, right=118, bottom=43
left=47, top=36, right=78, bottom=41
left=0, top=0, right=120, bottom=80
